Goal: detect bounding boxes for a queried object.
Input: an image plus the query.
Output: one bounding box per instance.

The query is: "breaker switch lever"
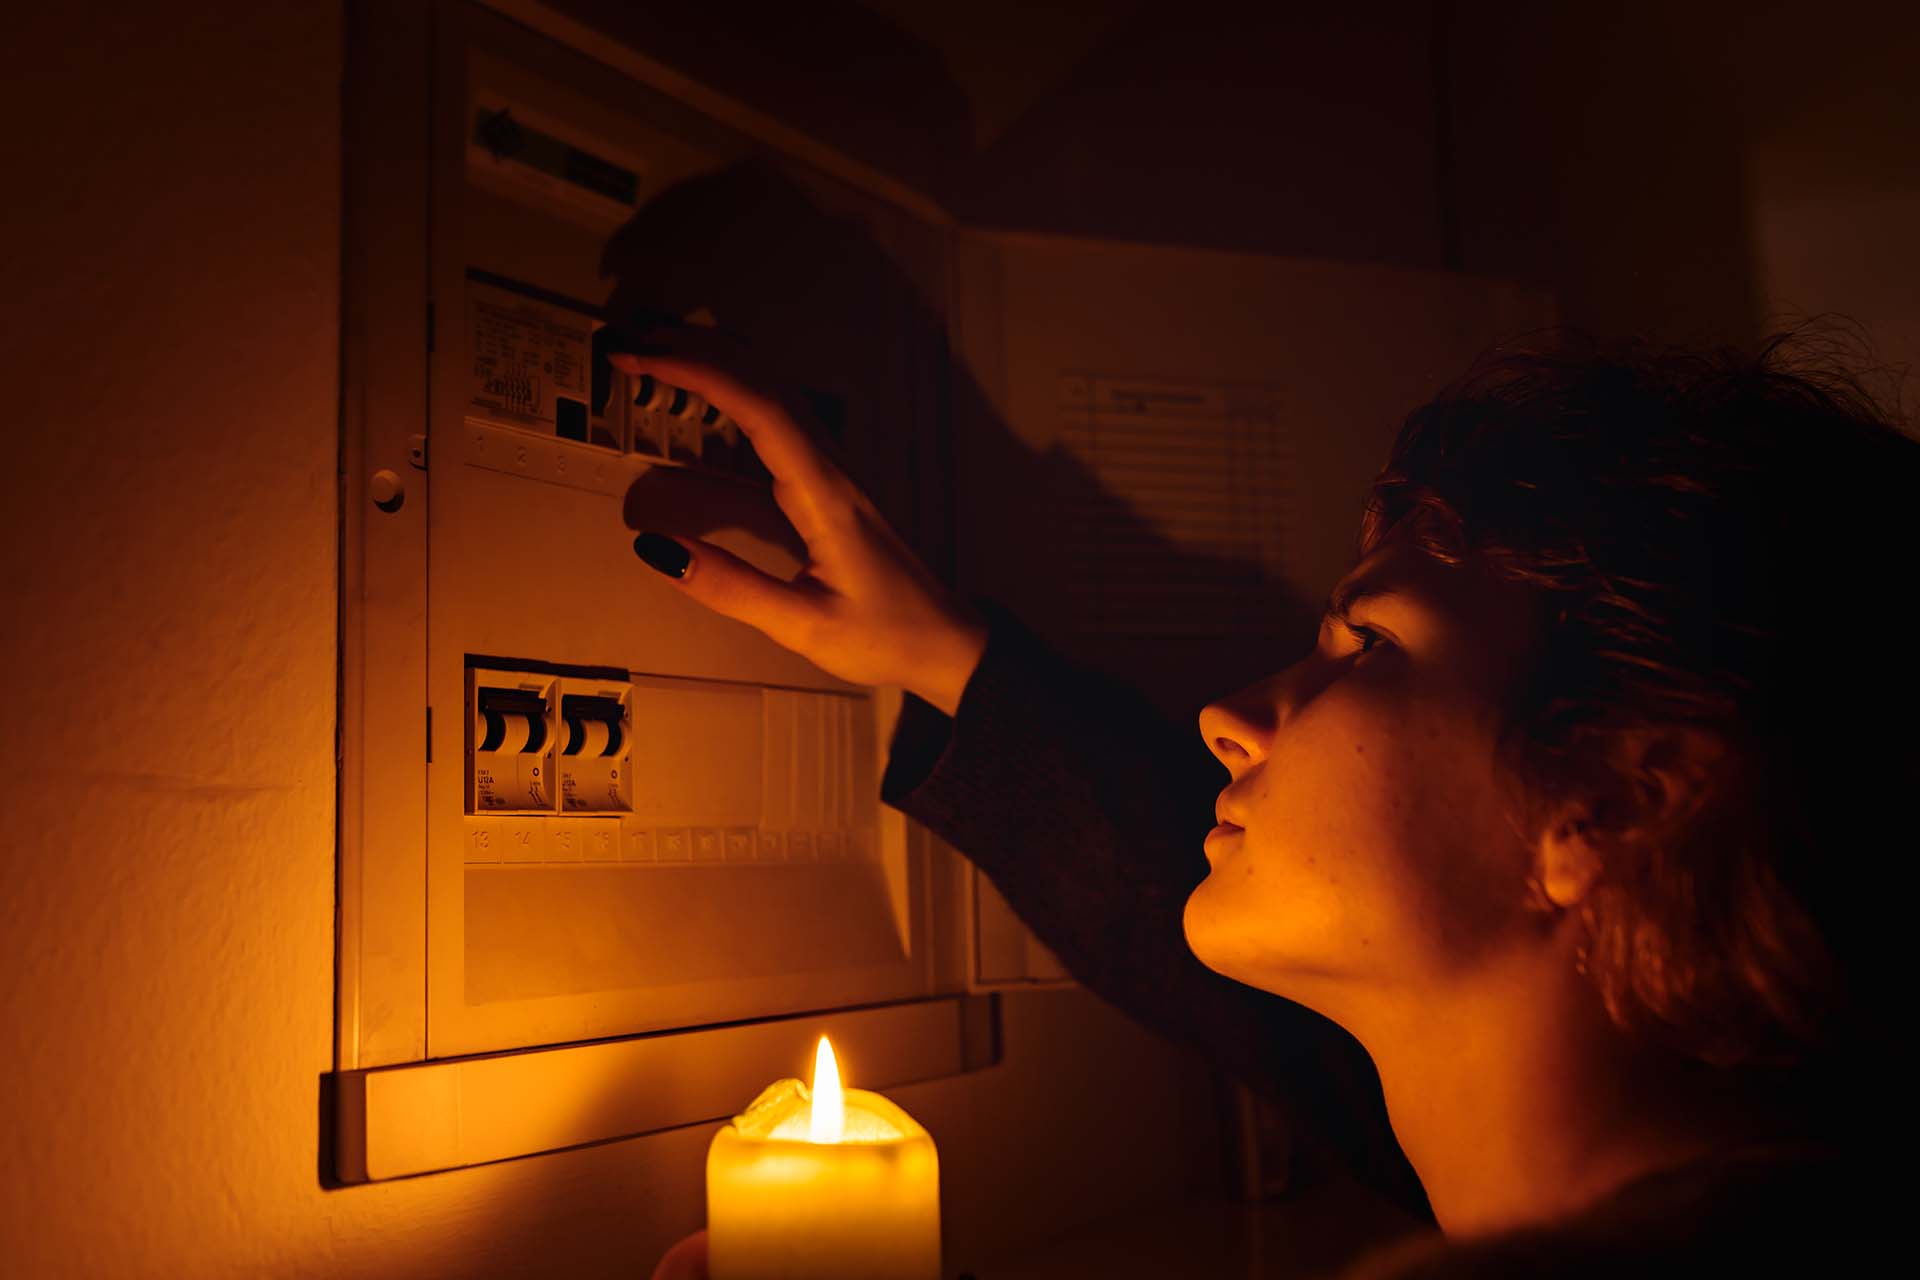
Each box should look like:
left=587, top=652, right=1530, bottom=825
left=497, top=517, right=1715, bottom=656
left=561, top=694, right=626, bottom=757
left=477, top=687, right=550, bottom=753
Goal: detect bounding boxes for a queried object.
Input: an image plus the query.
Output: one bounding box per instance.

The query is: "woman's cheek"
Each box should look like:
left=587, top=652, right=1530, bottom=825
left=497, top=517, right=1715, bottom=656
left=1183, top=796, right=1391, bottom=986
left=1192, top=690, right=1440, bottom=982
left=1182, top=866, right=1276, bottom=985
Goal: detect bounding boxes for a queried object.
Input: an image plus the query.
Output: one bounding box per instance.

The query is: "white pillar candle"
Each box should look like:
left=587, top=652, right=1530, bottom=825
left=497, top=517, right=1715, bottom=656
left=707, top=1037, right=941, bottom=1280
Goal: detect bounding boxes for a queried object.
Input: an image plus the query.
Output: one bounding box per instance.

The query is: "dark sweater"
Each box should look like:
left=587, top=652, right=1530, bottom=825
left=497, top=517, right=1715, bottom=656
left=1347, top=1142, right=1869, bottom=1278
left=877, top=603, right=1868, bottom=1276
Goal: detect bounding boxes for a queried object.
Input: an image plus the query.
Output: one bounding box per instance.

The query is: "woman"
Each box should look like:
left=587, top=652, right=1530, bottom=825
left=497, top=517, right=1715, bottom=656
left=633, top=332, right=1910, bottom=1276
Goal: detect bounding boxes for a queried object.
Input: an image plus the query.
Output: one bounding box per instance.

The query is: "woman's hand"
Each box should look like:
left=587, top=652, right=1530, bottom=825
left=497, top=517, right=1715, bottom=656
left=613, top=341, right=987, bottom=716
left=648, top=1229, right=709, bottom=1280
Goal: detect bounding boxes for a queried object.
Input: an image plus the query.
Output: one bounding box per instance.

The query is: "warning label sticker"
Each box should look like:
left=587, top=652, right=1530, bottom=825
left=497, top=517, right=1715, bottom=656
left=467, top=281, right=593, bottom=431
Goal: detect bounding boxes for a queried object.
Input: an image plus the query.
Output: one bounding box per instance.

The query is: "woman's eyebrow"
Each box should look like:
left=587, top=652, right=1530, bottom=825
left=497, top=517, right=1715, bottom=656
left=1325, top=581, right=1399, bottom=621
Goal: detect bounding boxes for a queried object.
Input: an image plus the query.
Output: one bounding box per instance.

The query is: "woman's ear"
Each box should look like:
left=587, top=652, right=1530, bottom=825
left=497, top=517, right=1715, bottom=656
left=1537, top=819, right=1604, bottom=909
left=1534, top=725, right=1726, bottom=910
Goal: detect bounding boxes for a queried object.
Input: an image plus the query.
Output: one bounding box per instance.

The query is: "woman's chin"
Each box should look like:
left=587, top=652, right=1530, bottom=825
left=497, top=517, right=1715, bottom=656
left=1182, top=886, right=1345, bottom=1007
left=1181, top=885, right=1266, bottom=985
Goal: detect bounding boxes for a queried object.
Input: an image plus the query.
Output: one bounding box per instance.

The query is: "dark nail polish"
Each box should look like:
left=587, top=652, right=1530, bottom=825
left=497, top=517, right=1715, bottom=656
left=612, top=342, right=672, bottom=357
left=633, top=531, right=691, bottom=579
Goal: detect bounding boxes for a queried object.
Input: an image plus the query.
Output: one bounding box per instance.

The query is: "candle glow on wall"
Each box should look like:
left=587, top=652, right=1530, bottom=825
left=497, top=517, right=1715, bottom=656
left=706, top=1036, right=940, bottom=1280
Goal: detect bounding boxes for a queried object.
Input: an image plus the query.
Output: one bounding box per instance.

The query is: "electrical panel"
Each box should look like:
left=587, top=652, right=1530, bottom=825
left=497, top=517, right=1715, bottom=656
left=421, top=18, right=961, bottom=1064
left=336, top=0, right=1551, bottom=1182
left=337, top=0, right=980, bottom=1122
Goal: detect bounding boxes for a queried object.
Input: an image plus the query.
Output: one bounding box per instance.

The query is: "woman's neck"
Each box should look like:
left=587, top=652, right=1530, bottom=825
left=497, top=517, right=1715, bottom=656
left=1336, top=954, right=1774, bottom=1238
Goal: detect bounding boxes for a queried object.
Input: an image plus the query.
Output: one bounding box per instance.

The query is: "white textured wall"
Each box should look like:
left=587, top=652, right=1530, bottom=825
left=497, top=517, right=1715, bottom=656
left=0, top=5, right=1221, bottom=1275
left=0, top=2, right=349, bottom=1271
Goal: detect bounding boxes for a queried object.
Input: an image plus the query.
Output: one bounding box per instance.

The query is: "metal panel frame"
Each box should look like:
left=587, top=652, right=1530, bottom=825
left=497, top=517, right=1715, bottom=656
left=335, top=995, right=998, bottom=1183
left=338, top=0, right=434, bottom=1072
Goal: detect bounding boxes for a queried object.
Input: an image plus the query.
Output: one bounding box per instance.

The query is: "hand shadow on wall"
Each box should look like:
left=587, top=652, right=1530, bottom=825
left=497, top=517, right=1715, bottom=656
left=601, top=161, right=1327, bottom=722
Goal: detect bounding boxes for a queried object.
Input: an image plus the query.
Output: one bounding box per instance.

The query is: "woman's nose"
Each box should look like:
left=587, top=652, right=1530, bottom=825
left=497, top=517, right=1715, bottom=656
left=1199, top=669, right=1295, bottom=774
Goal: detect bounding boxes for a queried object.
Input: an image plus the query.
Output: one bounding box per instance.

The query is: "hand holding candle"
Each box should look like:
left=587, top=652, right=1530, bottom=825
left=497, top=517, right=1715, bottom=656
left=705, top=1037, right=941, bottom=1280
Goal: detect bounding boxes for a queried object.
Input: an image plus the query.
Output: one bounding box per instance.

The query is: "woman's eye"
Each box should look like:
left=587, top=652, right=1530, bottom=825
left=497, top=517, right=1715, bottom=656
left=1345, top=623, right=1386, bottom=654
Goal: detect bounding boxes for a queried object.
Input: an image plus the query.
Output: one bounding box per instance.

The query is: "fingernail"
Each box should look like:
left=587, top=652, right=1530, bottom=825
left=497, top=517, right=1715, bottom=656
left=633, top=531, right=691, bottom=579
left=612, top=342, right=672, bottom=358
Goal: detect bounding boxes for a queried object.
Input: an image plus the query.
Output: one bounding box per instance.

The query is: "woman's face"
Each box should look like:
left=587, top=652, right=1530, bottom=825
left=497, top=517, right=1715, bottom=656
left=1183, top=537, right=1546, bottom=1010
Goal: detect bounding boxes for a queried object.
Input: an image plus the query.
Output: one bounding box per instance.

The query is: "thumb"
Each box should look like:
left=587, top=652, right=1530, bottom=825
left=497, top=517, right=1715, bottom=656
left=633, top=530, right=825, bottom=652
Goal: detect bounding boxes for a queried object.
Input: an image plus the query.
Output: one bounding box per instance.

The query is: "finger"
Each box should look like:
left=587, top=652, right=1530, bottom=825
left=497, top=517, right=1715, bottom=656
left=609, top=348, right=827, bottom=480
left=610, top=351, right=851, bottom=525
left=632, top=531, right=828, bottom=652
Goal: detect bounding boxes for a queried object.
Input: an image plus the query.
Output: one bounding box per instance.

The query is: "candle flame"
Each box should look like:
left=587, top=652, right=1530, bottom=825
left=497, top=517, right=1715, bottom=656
left=808, top=1035, right=844, bottom=1144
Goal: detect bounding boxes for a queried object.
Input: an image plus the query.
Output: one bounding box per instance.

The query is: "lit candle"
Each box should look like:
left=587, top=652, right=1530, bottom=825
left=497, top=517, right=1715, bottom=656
left=706, top=1037, right=941, bottom=1280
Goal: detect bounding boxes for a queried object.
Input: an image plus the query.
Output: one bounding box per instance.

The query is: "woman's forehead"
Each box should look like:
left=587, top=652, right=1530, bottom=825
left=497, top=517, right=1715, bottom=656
left=1331, top=539, right=1448, bottom=608
left=1331, top=539, right=1537, bottom=641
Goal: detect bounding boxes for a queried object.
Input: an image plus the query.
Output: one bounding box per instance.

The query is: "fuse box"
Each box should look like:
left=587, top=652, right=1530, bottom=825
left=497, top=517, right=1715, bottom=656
left=335, top=3, right=996, bottom=1186
left=336, top=0, right=1551, bottom=1184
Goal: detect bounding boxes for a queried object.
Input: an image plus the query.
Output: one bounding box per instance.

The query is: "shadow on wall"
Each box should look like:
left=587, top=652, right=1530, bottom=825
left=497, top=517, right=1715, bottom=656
left=954, top=0, right=1451, bottom=269
left=548, top=0, right=975, bottom=198
left=1442, top=0, right=1769, bottom=345
left=601, top=162, right=1331, bottom=717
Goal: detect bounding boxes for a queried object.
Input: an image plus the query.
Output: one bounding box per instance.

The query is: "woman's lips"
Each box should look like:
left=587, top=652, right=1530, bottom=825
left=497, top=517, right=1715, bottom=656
left=1203, top=822, right=1244, bottom=862
left=1208, top=792, right=1246, bottom=861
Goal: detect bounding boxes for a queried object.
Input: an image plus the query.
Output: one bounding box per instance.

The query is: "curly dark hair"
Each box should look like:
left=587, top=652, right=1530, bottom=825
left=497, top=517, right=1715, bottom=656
left=1363, top=326, right=1917, bottom=1069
